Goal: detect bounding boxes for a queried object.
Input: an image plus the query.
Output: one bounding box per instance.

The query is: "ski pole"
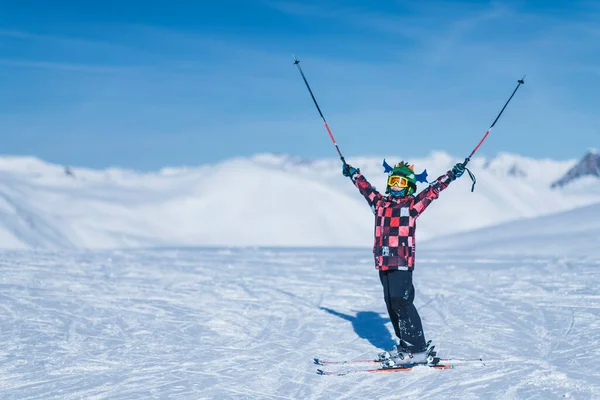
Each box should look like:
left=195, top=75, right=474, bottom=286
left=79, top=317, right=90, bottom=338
left=462, top=76, right=526, bottom=191
left=293, top=55, right=347, bottom=166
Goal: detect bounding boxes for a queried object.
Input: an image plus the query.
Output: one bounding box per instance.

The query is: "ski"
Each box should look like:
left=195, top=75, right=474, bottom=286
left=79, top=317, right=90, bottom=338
left=313, top=357, right=485, bottom=366
left=317, top=363, right=454, bottom=376
left=314, top=357, right=380, bottom=366
left=315, top=341, right=439, bottom=366
left=314, top=356, right=482, bottom=366
left=315, top=341, right=484, bottom=371
left=440, top=357, right=485, bottom=364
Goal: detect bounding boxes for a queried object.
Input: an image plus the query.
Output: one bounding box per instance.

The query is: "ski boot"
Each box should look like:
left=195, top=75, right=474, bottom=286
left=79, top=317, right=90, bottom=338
left=377, top=340, right=432, bottom=362
left=381, top=343, right=439, bottom=369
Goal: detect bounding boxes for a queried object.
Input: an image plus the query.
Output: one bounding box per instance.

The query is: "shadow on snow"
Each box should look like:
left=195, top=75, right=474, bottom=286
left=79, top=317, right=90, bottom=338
left=319, top=306, right=395, bottom=351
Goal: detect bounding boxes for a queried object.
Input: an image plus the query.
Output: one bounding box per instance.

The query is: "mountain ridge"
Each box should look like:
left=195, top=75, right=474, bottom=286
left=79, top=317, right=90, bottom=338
left=551, top=149, right=600, bottom=188
left=0, top=150, right=597, bottom=249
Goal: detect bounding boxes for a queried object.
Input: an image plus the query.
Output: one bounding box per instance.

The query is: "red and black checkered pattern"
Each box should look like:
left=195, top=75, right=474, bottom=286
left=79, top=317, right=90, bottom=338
left=352, top=172, right=453, bottom=271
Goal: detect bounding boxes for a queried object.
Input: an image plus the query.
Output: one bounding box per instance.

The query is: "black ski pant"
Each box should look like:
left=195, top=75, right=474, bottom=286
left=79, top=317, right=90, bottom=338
left=379, top=269, right=427, bottom=352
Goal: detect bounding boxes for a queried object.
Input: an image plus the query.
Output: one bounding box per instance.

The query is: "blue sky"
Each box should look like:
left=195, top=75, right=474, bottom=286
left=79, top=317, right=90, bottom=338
left=0, top=0, right=599, bottom=169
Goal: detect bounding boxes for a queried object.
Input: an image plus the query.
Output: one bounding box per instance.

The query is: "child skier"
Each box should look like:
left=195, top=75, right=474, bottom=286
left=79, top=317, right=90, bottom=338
left=342, top=160, right=465, bottom=367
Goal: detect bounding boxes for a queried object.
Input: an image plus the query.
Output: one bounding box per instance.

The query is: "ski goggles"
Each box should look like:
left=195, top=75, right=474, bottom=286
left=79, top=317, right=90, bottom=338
left=387, top=175, right=409, bottom=188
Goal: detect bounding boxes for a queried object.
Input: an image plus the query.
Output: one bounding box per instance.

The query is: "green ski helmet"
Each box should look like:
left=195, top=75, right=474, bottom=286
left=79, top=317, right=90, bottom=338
left=383, top=159, right=428, bottom=195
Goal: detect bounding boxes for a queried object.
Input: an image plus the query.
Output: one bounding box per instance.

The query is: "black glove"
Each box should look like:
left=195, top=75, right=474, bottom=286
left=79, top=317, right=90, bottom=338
left=450, top=163, right=465, bottom=180
left=342, top=163, right=359, bottom=178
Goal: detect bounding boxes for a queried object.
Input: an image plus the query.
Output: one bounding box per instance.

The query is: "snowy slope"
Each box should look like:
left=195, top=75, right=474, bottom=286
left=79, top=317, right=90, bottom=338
left=1, top=247, right=599, bottom=399
left=0, top=151, right=598, bottom=249
left=421, top=201, right=600, bottom=257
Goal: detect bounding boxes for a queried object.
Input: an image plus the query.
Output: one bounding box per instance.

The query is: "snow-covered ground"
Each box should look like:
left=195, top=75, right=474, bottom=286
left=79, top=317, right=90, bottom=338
left=422, top=201, right=600, bottom=258
left=1, top=246, right=599, bottom=399
left=0, top=151, right=598, bottom=249
left=1, top=151, right=599, bottom=398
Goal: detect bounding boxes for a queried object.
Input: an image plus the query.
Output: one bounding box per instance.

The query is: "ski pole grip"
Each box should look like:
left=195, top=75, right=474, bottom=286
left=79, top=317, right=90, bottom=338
left=462, top=157, right=471, bottom=168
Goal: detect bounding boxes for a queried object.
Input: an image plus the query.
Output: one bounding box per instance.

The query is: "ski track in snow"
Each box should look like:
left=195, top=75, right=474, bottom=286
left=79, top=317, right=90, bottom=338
left=0, top=248, right=599, bottom=399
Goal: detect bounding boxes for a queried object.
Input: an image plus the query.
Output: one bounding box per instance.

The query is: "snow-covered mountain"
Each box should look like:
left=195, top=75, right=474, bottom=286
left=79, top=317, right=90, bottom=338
left=551, top=148, right=600, bottom=188
left=0, top=151, right=598, bottom=249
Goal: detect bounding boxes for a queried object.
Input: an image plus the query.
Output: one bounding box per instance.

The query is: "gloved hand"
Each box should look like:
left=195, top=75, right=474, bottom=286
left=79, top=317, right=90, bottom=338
left=342, top=163, right=359, bottom=178
left=450, top=163, right=465, bottom=180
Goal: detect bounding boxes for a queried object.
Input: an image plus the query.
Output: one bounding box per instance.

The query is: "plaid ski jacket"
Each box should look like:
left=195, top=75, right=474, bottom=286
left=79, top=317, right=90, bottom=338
left=352, top=172, right=453, bottom=271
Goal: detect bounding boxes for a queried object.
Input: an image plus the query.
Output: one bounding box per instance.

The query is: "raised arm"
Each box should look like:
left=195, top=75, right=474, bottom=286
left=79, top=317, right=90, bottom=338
left=342, top=164, right=383, bottom=209
left=412, top=163, right=465, bottom=216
